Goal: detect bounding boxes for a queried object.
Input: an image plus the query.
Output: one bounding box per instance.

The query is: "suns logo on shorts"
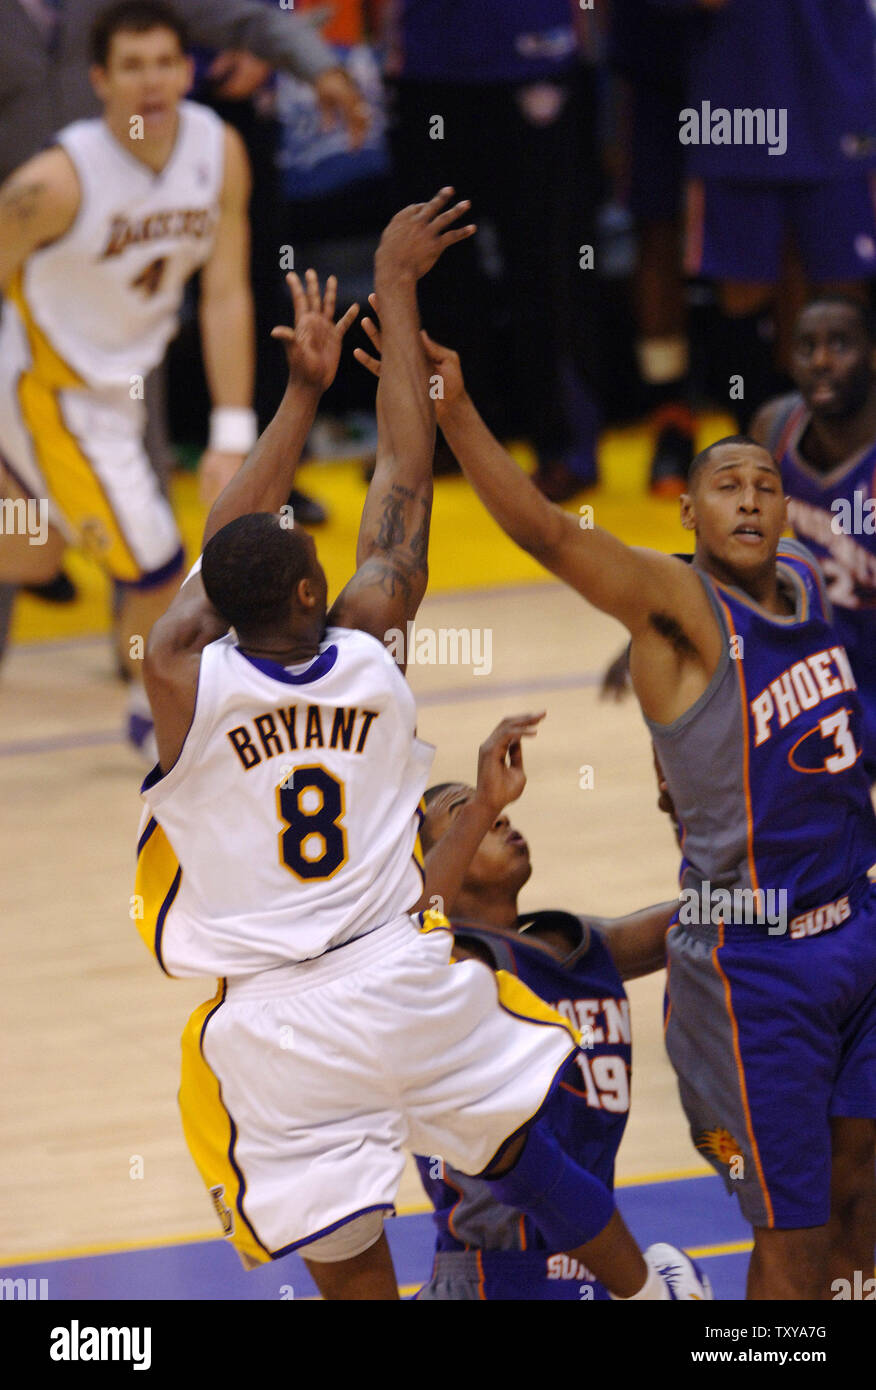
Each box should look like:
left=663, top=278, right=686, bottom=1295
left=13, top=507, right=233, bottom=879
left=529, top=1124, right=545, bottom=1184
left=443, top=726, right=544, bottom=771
left=695, top=1126, right=742, bottom=1166
left=209, top=1184, right=234, bottom=1237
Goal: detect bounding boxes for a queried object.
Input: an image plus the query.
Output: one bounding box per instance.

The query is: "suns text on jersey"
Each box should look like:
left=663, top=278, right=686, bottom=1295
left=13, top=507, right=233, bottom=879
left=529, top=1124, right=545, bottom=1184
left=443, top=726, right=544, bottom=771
left=552, top=996, right=631, bottom=1044
left=749, top=644, right=857, bottom=746
left=226, top=704, right=380, bottom=770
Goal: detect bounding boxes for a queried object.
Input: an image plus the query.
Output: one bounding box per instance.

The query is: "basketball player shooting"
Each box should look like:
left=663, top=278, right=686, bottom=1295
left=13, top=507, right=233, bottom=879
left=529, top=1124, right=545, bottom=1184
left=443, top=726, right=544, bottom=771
left=356, top=323, right=876, bottom=1300
left=134, top=192, right=711, bottom=1302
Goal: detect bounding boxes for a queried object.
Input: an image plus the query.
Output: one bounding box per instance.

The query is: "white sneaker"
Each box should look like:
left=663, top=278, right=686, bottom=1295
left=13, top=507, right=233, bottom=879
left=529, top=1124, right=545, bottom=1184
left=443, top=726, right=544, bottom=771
left=644, top=1243, right=714, bottom=1300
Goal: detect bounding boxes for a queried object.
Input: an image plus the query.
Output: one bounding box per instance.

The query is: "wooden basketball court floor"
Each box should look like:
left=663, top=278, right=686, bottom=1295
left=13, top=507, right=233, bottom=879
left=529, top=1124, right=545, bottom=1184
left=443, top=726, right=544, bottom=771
left=0, top=421, right=760, bottom=1297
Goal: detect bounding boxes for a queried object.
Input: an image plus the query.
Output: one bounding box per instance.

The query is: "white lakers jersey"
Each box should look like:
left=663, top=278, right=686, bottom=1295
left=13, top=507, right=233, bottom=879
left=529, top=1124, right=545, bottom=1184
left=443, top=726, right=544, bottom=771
left=7, top=101, right=224, bottom=390
left=136, top=626, right=435, bottom=978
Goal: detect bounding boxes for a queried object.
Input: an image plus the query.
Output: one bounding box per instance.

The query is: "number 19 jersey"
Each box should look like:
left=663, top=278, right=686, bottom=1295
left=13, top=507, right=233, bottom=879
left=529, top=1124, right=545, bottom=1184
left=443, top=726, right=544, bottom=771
left=136, top=627, right=434, bottom=978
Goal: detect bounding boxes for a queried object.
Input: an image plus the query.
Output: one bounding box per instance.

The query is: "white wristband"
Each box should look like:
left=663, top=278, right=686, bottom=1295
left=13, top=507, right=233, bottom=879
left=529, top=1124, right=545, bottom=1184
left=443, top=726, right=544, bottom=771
left=208, top=407, right=257, bottom=454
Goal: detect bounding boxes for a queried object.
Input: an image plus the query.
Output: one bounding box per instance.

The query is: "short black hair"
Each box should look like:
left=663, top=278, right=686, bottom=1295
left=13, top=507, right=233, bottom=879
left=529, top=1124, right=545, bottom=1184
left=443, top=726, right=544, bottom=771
left=420, top=782, right=466, bottom=852
left=90, top=1, right=188, bottom=66
left=688, top=434, right=777, bottom=489
left=201, top=514, right=316, bottom=635
left=796, top=293, right=876, bottom=344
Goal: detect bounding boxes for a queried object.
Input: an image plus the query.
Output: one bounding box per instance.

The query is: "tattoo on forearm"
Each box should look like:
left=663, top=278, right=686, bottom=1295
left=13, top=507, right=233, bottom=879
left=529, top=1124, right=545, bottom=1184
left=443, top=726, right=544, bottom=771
left=375, top=558, right=414, bottom=602
left=376, top=488, right=407, bottom=549
left=409, top=498, right=430, bottom=565
left=0, top=179, right=44, bottom=221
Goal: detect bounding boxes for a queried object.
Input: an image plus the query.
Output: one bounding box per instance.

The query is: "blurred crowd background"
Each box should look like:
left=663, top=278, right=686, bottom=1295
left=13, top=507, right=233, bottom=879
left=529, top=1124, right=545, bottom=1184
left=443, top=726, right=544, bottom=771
left=5, top=0, right=876, bottom=507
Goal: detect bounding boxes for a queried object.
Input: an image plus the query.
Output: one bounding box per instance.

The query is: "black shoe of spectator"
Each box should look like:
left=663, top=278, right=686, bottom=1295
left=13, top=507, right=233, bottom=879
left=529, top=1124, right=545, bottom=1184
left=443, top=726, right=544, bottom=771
left=649, top=406, right=695, bottom=498
left=533, top=457, right=592, bottom=503
left=287, top=489, right=328, bottom=527
left=23, top=570, right=77, bottom=603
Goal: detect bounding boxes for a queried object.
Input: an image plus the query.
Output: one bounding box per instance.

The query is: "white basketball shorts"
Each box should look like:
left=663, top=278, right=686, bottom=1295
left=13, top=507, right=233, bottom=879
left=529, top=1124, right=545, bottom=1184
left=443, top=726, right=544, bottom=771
left=179, top=912, right=580, bottom=1265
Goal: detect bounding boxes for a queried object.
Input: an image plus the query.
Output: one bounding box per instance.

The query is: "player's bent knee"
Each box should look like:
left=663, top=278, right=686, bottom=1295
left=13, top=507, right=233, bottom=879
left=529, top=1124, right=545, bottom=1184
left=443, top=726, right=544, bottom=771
left=486, top=1120, right=615, bottom=1250
left=297, top=1209, right=385, bottom=1264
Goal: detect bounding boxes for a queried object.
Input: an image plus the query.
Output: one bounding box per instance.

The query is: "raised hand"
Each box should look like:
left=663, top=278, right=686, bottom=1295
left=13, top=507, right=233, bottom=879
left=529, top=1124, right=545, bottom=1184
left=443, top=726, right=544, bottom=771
left=475, top=712, right=546, bottom=815
left=353, top=294, right=467, bottom=422
left=375, top=188, right=476, bottom=281
left=270, top=269, right=359, bottom=392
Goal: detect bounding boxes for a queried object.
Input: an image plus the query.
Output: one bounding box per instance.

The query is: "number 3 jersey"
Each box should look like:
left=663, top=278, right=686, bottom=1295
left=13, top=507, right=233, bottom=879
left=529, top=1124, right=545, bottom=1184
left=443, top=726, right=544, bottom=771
left=136, top=627, right=435, bottom=978
left=647, top=539, right=876, bottom=925
left=416, top=913, right=629, bottom=1289
left=2, top=101, right=224, bottom=392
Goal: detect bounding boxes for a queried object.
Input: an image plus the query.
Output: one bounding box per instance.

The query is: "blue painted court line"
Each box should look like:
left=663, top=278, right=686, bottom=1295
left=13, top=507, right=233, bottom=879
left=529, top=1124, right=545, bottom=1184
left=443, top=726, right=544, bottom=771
left=0, top=1177, right=750, bottom=1300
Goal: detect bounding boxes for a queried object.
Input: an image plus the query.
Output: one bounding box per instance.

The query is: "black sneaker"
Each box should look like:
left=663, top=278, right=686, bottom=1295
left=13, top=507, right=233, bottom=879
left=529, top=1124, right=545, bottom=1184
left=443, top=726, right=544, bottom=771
left=649, top=407, right=695, bottom=497
left=287, top=489, right=328, bottom=527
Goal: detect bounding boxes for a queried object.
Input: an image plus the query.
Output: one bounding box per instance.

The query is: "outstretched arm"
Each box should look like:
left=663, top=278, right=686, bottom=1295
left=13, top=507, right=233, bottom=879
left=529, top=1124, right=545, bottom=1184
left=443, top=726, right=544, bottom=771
left=144, top=272, right=358, bottom=772
left=328, top=189, right=475, bottom=661
left=588, top=900, right=679, bottom=981
left=431, top=344, right=692, bottom=637
left=202, top=270, right=356, bottom=544
left=354, top=321, right=700, bottom=637
left=356, top=325, right=721, bottom=720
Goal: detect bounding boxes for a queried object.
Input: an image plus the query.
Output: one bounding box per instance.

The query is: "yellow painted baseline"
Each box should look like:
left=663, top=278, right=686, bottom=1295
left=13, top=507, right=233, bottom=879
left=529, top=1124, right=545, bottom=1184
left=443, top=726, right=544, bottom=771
left=0, top=1164, right=716, bottom=1266
left=11, top=415, right=737, bottom=644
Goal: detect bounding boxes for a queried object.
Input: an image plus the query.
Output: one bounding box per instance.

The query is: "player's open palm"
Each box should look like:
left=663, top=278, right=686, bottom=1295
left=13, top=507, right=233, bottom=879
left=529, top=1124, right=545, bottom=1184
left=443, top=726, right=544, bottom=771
left=476, top=713, right=545, bottom=814
left=271, top=269, right=359, bottom=392
left=375, top=187, right=475, bottom=280
left=354, top=296, right=466, bottom=422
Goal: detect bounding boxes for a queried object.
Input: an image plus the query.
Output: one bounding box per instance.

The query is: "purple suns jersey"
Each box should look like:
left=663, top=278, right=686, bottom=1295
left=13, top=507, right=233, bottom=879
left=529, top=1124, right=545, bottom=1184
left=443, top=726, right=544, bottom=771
left=415, top=913, right=629, bottom=1300
left=769, top=398, right=876, bottom=776
left=646, top=539, right=876, bottom=930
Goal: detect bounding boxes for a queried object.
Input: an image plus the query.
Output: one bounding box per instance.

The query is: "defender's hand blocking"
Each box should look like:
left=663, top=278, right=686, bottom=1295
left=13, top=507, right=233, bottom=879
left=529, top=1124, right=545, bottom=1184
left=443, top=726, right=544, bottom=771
left=375, top=188, right=476, bottom=280
left=475, top=713, right=545, bottom=816
left=271, top=270, right=359, bottom=392
left=354, top=295, right=467, bottom=422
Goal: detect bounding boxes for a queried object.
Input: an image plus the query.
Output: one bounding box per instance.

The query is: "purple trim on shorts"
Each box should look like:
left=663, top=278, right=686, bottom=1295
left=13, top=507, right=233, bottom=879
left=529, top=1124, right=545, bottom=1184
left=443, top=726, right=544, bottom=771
left=271, top=1202, right=395, bottom=1260
left=115, top=546, right=185, bottom=592
left=234, top=645, right=339, bottom=685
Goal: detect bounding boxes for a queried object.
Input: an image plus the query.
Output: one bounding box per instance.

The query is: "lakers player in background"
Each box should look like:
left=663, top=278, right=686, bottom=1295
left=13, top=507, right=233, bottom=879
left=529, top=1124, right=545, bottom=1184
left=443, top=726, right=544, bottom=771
left=0, top=0, right=256, bottom=758
left=135, top=192, right=710, bottom=1301
left=356, top=322, right=876, bottom=1300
